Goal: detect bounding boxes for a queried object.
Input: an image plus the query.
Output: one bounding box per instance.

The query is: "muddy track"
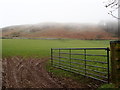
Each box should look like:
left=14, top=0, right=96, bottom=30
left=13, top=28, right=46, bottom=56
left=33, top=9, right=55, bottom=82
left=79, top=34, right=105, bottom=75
left=2, top=57, right=62, bottom=88
left=2, top=57, right=102, bottom=88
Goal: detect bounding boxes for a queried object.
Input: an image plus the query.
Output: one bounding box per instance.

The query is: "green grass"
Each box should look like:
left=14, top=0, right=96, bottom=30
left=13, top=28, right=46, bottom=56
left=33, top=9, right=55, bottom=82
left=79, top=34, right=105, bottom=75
left=98, top=83, right=116, bottom=88
left=2, top=39, right=111, bottom=88
left=2, top=39, right=110, bottom=58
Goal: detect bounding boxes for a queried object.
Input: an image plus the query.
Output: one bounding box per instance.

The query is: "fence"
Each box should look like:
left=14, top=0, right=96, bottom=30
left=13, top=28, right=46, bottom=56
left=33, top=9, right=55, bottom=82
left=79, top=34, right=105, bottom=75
left=51, top=48, right=110, bottom=83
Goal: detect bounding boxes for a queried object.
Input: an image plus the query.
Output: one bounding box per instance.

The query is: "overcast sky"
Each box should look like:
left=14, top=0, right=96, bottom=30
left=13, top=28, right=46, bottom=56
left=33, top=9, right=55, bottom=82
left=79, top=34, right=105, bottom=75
left=0, top=0, right=118, bottom=28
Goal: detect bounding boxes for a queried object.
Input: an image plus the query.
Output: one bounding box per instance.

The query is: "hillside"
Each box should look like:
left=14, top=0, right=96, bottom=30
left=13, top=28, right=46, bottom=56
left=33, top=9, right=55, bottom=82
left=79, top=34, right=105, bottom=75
left=1, top=23, right=116, bottom=40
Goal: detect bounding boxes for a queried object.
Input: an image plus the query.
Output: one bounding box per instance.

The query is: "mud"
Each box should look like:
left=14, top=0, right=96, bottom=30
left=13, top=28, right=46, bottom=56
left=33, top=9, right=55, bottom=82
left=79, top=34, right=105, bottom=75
left=2, top=57, right=62, bottom=88
left=2, top=57, right=102, bottom=88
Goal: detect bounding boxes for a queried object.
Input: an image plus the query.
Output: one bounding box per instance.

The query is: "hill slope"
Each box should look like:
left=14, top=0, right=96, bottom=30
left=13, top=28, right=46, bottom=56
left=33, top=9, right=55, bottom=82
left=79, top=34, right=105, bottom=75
left=1, top=23, right=116, bottom=39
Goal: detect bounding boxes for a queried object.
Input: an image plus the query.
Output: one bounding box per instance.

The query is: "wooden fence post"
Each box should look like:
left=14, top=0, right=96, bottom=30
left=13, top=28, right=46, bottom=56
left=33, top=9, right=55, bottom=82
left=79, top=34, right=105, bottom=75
left=110, top=41, right=120, bottom=87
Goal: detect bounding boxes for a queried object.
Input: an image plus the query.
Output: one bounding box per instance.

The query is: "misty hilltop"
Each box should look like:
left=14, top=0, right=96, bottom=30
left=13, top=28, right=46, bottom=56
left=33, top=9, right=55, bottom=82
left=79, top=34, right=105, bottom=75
left=1, top=22, right=118, bottom=40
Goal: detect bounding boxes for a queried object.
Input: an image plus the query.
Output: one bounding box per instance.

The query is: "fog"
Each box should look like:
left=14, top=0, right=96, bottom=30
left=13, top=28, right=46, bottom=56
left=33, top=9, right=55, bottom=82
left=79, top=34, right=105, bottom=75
left=0, top=0, right=118, bottom=28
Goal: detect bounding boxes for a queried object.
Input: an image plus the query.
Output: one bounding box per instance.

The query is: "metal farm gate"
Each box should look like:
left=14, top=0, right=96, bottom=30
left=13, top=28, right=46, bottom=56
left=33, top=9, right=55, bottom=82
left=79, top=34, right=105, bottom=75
left=51, top=48, right=110, bottom=83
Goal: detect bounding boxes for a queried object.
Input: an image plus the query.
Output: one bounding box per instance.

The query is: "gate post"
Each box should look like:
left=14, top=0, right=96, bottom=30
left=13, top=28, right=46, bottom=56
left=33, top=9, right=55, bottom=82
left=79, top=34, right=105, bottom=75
left=110, top=41, right=120, bottom=87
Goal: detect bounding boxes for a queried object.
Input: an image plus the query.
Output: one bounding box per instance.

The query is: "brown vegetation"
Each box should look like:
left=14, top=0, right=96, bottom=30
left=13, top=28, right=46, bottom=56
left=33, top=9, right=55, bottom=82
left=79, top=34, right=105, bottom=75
left=2, top=23, right=117, bottom=39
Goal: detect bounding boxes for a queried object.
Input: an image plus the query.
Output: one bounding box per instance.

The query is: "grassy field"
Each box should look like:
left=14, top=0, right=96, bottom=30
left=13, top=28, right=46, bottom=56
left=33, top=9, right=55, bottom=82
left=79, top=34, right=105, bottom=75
left=2, top=39, right=114, bottom=88
left=2, top=39, right=110, bottom=58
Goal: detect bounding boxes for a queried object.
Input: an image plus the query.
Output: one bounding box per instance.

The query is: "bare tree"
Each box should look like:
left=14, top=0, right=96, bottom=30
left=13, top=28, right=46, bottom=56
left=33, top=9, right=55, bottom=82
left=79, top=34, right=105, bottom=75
left=105, top=0, right=119, bottom=19
left=104, top=0, right=120, bottom=40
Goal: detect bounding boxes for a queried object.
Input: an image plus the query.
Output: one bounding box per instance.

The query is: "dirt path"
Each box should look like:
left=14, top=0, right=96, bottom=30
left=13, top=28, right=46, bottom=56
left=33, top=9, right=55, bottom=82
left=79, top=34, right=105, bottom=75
left=2, top=57, right=62, bottom=88
left=3, top=57, right=101, bottom=88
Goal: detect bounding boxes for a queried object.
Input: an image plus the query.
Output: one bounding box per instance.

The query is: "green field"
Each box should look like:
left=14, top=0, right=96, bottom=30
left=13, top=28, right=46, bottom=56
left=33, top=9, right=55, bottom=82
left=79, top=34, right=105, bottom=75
left=2, top=39, right=110, bottom=58
left=2, top=39, right=113, bottom=88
